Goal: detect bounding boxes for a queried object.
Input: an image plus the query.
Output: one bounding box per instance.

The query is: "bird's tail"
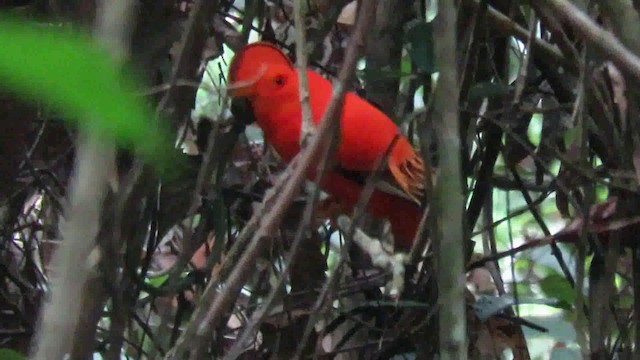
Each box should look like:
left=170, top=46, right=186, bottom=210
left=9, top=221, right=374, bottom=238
left=388, top=140, right=427, bottom=203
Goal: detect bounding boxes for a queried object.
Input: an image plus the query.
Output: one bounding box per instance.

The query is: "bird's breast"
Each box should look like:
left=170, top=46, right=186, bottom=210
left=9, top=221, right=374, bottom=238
left=252, top=101, right=303, bottom=162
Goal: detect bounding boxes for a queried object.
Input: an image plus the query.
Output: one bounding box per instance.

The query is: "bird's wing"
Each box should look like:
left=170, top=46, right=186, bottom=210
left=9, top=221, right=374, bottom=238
left=335, top=165, right=426, bottom=208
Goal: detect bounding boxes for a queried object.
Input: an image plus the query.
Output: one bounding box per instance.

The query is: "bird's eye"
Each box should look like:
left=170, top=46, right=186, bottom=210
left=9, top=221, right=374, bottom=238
left=274, top=75, right=286, bottom=86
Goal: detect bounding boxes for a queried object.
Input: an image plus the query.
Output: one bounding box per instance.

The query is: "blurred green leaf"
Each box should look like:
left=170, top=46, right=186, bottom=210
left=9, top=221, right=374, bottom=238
left=539, top=273, right=575, bottom=310
left=508, top=38, right=522, bottom=83
left=400, top=54, right=412, bottom=75
left=0, top=15, right=173, bottom=171
left=595, top=183, right=609, bottom=202
left=528, top=113, right=544, bottom=147
left=0, top=348, right=26, bottom=360
left=515, top=282, right=535, bottom=297
left=405, top=20, right=434, bottom=74
left=146, top=274, right=169, bottom=288
left=514, top=258, right=533, bottom=272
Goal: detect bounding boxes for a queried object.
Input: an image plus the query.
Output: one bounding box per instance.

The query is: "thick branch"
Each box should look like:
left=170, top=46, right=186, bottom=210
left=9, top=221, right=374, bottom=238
left=545, top=0, right=640, bottom=82
left=462, top=0, right=571, bottom=71
left=30, top=1, right=135, bottom=358
left=31, top=133, right=115, bottom=359
left=434, top=0, right=466, bottom=359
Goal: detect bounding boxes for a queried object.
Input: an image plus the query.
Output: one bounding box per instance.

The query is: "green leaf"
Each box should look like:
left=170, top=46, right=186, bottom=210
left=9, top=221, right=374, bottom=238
left=539, top=273, right=575, bottom=310
left=0, top=348, right=26, bottom=360
left=514, top=257, right=533, bottom=272
left=400, top=54, right=412, bottom=75
left=404, top=19, right=435, bottom=74
left=0, top=15, right=173, bottom=172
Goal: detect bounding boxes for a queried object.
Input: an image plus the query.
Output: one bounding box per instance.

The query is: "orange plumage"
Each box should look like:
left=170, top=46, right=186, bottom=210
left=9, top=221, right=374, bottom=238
left=228, top=42, right=427, bottom=248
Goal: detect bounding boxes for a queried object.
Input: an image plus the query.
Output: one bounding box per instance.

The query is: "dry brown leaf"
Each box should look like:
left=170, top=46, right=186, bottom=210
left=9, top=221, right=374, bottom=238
left=605, top=61, right=627, bottom=128
left=487, top=316, right=530, bottom=360
left=467, top=267, right=498, bottom=295
left=466, top=290, right=530, bottom=360
left=337, top=1, right=357, bottom=26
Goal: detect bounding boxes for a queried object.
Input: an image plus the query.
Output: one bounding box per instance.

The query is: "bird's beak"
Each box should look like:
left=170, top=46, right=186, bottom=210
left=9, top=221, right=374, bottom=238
left=227, top=65, right=266, bottom=98
left=227, top=82, right=255, bottom=98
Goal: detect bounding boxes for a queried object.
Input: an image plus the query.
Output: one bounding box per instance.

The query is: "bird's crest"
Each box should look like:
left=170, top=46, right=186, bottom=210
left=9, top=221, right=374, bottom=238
left=228, top=42, right=293, bottom=85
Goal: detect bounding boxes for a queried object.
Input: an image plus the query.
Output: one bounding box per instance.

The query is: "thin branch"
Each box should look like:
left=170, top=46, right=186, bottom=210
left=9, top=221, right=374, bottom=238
left=573, top=41, right=590, bottom=358
left=293, top=0, right=314, bottom=144
left=467, top=215, right=640, bottom=271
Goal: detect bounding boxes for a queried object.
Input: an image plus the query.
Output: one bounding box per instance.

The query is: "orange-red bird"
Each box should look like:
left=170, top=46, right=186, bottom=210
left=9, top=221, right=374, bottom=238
left=228, top=42, right=427, bottom=248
